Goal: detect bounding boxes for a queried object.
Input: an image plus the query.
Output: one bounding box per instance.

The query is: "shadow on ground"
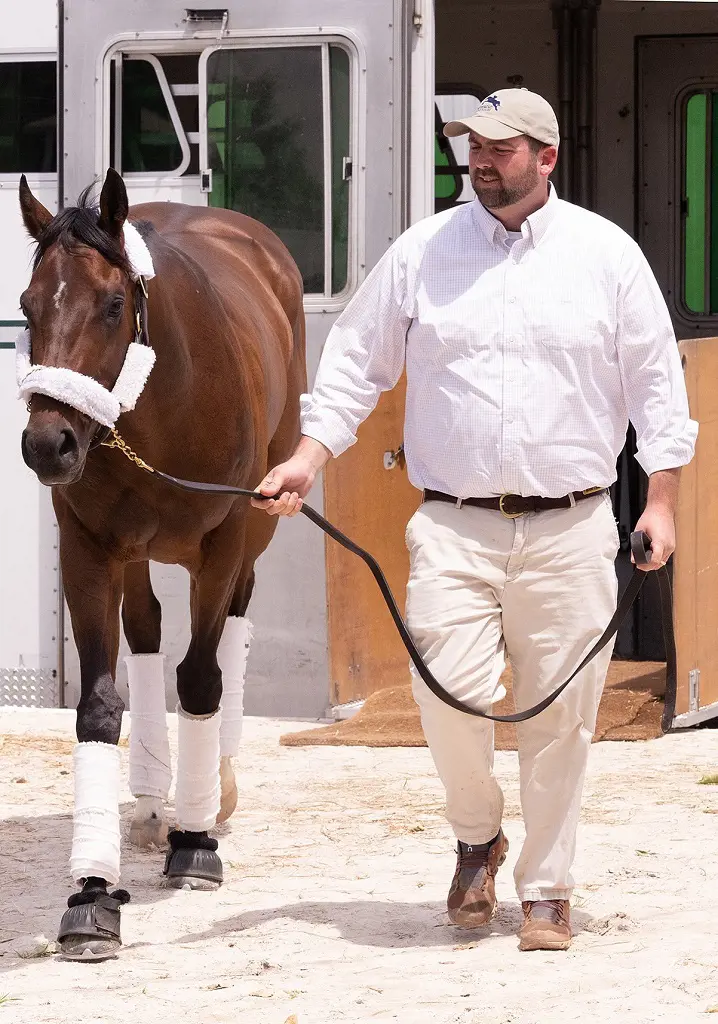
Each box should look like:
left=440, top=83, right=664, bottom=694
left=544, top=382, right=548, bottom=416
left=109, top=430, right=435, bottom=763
left=170, top=898, right=594, bottom=950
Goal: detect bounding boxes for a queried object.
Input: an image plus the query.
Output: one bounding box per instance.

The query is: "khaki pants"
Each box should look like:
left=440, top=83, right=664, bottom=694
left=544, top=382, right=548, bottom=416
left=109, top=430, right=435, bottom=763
left=405, top=493, right=619, bottom=901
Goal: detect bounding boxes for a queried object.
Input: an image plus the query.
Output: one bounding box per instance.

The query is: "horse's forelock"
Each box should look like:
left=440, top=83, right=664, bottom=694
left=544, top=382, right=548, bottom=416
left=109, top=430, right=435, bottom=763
left=32, top=184, right=133, bottom=278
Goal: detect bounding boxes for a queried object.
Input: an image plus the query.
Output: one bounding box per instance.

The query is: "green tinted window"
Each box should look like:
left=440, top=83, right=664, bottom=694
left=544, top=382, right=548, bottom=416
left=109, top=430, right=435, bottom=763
left=330, top=46, right=350, bottom=295
left=0, top=61, right=56, bottom=173
left=122, top=60, right=183, bottom=173
left=684, top=90, right=718, bottom=314
left=206, top=45, right=350, bottom=296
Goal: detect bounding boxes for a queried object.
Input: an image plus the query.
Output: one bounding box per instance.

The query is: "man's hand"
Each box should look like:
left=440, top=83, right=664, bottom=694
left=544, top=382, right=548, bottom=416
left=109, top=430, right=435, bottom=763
left=251, top=436, right=332, bottom=517
left=633, top=468, right=680, bottom=572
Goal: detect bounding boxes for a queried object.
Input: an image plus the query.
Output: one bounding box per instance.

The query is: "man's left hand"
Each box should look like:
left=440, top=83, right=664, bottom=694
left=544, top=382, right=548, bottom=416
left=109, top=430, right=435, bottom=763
left=632, top=507, right=675, bottom=572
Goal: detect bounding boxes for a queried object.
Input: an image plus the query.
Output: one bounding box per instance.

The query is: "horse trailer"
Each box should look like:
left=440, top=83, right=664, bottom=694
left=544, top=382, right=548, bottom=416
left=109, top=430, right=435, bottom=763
left=2, top=0, right=718, bottom=726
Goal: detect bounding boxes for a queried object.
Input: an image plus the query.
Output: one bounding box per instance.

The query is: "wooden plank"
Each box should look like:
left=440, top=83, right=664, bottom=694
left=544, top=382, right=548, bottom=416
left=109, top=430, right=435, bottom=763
left=323, top=376, right=421, bottom=706
left=674, top=340, right=699, bottom=715
left=675, top=337, right=718, bottom=714
left=693, top=338, right=718, bottom=709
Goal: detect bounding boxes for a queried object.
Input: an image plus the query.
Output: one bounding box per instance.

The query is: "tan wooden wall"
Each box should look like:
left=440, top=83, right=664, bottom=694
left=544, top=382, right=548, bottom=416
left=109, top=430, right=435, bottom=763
left=674, top=338, right=718, bottom=717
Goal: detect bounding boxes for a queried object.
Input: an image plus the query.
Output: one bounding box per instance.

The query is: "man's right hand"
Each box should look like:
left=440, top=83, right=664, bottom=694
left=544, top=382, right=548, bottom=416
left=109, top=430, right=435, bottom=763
left=251, top=436, right=332, bottom=517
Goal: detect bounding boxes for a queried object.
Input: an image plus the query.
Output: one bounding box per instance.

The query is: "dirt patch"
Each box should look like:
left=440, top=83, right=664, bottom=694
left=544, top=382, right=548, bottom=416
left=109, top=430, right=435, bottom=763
left=281, top=660, right=666, bottom=749
left=0, top=714, right=716, bottom=1023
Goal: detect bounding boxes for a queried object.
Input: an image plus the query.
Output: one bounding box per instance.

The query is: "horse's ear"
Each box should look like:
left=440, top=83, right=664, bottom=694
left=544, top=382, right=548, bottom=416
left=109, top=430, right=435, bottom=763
left=19, top=174, right=53, bottom=240
left=98, top=168, right=128, bottom=241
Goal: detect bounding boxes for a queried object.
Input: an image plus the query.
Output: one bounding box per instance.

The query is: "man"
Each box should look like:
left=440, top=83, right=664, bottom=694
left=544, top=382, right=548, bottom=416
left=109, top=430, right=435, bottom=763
left=252, top=89, right=697, bottom=951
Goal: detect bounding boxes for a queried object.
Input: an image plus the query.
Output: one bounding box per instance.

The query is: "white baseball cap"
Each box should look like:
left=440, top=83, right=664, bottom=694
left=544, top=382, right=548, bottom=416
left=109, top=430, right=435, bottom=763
left=443, top=88, right=560, bottom=148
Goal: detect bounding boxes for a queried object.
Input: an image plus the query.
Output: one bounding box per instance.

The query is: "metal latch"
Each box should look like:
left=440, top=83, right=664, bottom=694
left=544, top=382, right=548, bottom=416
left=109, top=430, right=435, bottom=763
left=383, top=444, right=405, bottom=471
left=689, top=668, right=700, bottom=713
left=200, top=169, right=213, bottom=193
left=342, top=157, right=353, bottom=181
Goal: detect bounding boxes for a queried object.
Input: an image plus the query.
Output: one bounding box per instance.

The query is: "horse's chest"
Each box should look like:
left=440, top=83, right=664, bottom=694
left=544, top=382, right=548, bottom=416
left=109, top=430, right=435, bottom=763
left=61, top=484, right=236, bottom=565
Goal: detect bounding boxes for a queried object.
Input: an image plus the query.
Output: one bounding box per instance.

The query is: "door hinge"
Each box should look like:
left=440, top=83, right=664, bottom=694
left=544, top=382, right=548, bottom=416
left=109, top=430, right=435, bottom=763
left=689, top=668, right=700, bottom=713
left=200, top=169, right=213, bottom=193
left=342, top=156, right=353, bottom=181
left=383, top=444, right=405, bottom=471
left=413, top=3, right=423, bottom=30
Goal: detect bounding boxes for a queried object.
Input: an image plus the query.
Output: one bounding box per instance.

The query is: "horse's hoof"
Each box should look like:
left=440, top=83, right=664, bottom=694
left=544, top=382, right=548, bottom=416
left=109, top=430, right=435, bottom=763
left=163, top=874, right=221, bottom=892
left=216, top=756, right=238, bottom=824
left=59, top=935, right=121, bottom=961
left=129, top=796, right=168, bottom=848
left=163, top=834, right=223, bottom=889
left=57, top=893, right=125, bottom=961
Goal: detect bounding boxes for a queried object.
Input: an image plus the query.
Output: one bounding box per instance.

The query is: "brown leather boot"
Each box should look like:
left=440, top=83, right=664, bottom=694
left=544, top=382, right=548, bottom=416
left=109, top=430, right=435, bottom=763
left=447, top=830, right=508, bottom=927
left=518, top=899, right=572, bottom=951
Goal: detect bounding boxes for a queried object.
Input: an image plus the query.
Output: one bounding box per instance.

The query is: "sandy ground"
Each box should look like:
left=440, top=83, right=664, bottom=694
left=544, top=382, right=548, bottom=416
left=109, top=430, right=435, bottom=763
left=0, top=709, right=717, bottom=1024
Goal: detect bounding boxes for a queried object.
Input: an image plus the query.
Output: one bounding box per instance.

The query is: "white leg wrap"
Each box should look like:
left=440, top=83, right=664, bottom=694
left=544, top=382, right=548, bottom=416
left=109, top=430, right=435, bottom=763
left=126, top=653, right=171, bottom=800
left=218, top=616, right=252, bottom=757
left=174, top=706, right=221, bottom=832
left=70, top=743, right=122, bottom=886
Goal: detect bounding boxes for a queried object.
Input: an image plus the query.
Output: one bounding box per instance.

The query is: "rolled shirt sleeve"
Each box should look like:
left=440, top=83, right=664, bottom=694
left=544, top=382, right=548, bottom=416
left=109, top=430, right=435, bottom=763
left=616, top=239, right=698, bottom=476
left=300, top=240, right=411, bottom=457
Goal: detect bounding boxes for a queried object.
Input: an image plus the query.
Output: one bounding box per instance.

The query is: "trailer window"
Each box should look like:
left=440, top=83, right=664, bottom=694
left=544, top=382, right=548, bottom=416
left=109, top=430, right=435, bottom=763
left=683, top=90, right=718, bottom=315
left=0, top=61, right=56, bottom=174
left=120, top=59, right=185, bottom=174
left=203, top=44, right=351, bottom=297
left=435, top=88, right=483, bottom=214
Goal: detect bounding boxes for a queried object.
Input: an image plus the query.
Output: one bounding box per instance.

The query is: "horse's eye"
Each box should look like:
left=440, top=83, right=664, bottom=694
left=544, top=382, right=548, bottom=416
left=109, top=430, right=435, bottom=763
left=107, top=299, right=124, bottom=320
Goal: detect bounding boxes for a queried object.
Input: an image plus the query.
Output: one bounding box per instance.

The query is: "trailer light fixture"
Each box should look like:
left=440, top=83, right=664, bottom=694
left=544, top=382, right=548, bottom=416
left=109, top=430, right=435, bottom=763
left=184, top=9, right=229, bottom=23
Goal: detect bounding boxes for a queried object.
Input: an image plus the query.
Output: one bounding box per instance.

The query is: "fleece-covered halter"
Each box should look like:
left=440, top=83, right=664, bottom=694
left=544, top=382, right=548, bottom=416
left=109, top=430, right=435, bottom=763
left=16, top=221, right=156, bottom=428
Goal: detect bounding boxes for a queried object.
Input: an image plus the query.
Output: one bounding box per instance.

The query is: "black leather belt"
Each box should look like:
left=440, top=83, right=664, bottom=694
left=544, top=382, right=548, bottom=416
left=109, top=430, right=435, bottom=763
left=423, top=487, right=606, bottom=518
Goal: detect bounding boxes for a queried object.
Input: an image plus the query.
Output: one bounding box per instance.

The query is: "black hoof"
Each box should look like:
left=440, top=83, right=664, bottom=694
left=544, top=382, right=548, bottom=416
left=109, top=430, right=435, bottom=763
left=58, top=885, right=129, bottom=961
left=163, top=829, right=223, bottom=890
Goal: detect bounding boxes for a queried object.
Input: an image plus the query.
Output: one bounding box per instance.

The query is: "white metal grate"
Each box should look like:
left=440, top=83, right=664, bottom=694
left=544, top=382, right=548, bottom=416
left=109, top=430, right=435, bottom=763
left=0, top=668, right=59, bottom=708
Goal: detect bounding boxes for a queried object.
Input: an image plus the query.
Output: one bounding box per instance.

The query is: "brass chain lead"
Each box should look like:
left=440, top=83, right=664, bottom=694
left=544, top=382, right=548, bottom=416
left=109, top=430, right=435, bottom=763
left=100, top=428, right=155, bottom=474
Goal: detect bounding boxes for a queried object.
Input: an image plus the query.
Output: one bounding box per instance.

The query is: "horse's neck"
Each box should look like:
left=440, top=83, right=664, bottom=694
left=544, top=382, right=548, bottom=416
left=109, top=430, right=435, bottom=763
left=135, top=246, right=256, bottom=459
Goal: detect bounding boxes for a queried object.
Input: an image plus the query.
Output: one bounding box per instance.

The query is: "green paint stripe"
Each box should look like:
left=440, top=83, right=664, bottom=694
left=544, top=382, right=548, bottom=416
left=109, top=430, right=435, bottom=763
left=711, top=92, right=718, bottom=314
left=0, top=319, right=25, bottom=347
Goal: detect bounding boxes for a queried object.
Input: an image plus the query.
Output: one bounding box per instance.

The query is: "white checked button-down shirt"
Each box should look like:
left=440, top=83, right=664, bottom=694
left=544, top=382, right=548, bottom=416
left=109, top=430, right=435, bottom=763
left=300, top=187, right=698, bottom=499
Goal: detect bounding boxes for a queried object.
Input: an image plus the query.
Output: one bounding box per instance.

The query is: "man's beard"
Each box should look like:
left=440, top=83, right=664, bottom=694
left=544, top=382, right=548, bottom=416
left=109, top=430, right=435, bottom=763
left=472, top=164, right=539, bottom=209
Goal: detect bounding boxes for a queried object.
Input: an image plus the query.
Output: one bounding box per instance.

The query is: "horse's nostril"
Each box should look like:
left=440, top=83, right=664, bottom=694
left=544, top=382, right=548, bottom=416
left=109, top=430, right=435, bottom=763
left=58, top=428, right=78, bottom=459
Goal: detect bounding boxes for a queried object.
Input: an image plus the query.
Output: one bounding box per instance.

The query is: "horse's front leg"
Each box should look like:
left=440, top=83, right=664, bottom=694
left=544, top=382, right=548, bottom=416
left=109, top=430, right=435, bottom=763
left=122, top=561, right=171, bottom=848
left=163, top=528, right=245, bottom=890
left=56, top=519, right=127, bottom=960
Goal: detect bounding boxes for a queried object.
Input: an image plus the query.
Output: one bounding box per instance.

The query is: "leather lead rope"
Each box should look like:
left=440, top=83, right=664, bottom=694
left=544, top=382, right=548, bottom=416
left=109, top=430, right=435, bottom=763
left=136, top=464, right=676, bottom=728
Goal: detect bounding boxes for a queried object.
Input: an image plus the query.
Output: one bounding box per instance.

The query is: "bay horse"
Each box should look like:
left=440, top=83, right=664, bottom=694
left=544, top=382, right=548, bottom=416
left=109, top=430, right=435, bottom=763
left=17, top=168, right=306, bottom=959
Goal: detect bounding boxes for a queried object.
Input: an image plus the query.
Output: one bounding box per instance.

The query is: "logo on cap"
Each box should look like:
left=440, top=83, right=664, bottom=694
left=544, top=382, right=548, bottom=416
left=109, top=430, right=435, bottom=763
left=485, top=95, right=501, bottom=110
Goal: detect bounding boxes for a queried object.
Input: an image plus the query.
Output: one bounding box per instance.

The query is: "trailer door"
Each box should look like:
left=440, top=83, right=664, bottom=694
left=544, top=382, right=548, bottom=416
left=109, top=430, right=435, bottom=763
left=60, top=0, right=404, bottom=716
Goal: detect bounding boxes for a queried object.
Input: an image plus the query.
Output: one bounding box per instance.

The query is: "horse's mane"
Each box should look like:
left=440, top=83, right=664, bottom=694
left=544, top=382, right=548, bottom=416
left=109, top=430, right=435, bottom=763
left=32, top=184, right=145, bottom=277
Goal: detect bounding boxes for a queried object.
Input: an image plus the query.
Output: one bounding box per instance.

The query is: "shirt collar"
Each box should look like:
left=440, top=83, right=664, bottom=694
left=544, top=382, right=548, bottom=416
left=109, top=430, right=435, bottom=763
left=471, top=182, right=559, bottom=248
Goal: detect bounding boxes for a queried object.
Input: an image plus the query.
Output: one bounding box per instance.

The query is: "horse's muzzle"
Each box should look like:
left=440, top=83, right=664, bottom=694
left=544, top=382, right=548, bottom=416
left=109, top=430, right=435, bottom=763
left=22, top=421, right=83, bottom=485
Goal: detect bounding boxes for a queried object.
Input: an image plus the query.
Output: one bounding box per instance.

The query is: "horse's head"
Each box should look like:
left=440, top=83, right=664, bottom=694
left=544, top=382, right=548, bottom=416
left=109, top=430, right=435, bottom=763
left=18, top=169, right=137, bottom=485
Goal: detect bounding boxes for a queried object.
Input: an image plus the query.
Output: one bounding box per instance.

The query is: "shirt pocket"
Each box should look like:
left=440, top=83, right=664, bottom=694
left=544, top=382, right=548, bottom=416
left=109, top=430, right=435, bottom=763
left=531, top=291, right=605, bottom=350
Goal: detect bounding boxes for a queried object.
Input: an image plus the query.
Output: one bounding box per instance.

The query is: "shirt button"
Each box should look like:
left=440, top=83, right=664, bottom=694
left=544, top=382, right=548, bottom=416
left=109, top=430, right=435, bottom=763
left=508, top=296, right=516, bottom=303
left=507, top=417, right=514, bottom=424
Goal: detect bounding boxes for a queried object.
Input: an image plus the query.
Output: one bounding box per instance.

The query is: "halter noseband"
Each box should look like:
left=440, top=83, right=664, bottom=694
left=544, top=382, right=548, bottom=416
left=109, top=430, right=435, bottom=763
left=17, top=221, right=156, bottom=436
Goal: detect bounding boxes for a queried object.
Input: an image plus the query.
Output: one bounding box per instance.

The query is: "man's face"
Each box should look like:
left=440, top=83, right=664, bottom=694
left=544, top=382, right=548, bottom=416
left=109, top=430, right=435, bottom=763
left=468, top=133, right=547, bottom=209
